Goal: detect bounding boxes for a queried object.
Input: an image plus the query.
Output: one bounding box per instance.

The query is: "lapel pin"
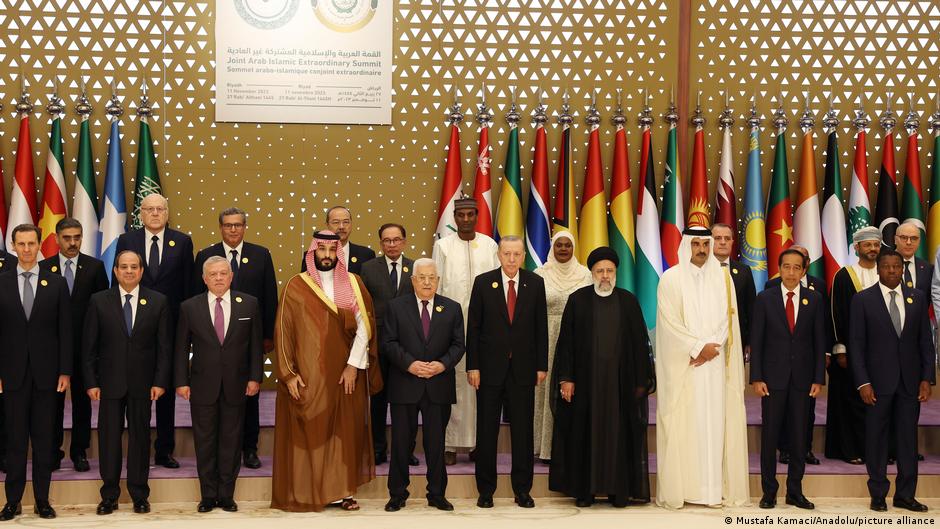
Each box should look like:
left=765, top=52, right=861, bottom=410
left=809, top=284, right=815, bottom=290
left=51, top=265, right=58, bottom=272
left=907, top=297, right=913, bottom=304
left=906, top=281, right=913, bottom=288
left=168, top=240, right=176, bottom=247
left=732, top=268, right=738, bottom=274
left=402, top=266, right=409, bottom=273
left=802, top=298, right=808, bottom=306
left=351, top=256, right=358, bottom=263
left=242, top=257, right=248, bottom=264
left=40, top=279, right=48, bottom=287
left=0, top=262, right=4, bottom=268
left=140, top=298, right=148, bottom=305
left=435, top=305, right=443, bottom=313
left=491, top=281, right=499, bottom=289
left=235, top=296, right=243, bottom=303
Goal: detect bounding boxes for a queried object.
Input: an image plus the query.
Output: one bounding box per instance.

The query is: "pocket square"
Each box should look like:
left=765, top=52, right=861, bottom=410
left=238, top=317, right=252, bottom=321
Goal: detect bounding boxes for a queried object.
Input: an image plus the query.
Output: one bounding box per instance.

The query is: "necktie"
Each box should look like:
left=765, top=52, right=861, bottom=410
left=390, top=261, right=398, bottom=290
left=64, top=259, right=75, bottom=293
left=904, top=261, right=913, bottom=287
left=124, top=293, right=134, bottom=336
left=230, top=249, right=239, bottom=283
left=785, top=291, right=795, bottom=332
left=214, top=297, right=226, bottom=343
left=889, top=290, right=902, bottom=336
left=21, top=271, right=34, bottom=320
left=149, top=235, right=161, bottom=279
left=507, top=279, right=517, bottom=323
left=421, top=300, right=431, bottom=340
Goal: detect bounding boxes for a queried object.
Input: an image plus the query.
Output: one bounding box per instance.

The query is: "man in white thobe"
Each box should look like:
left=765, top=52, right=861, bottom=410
left=432, top=196, right=499, bottom=465
left=655, top=226, right=749, bottom=509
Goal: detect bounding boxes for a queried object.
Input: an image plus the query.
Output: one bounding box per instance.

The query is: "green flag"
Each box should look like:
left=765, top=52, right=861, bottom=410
left=132, top=117, right=163, bottom=229
left=72, top=116, right=99, bottom=256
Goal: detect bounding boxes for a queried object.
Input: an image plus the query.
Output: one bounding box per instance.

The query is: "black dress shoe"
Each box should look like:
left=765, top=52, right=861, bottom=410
left=785, top=494, right=815, bottom=510
left=134, top=500, right=151, bottom=513
left=893, top=497, right=928, bottom=512
left=33, top=501, right=56, bottom=519
left=96, top=499, right=118, bottom=515
left=243, top=451, right=262, bottom=469
left=427, top=495, right=454, bottom=511
left=73, top=454, right=91, bottom=472
left=805, top=452, right=820, bottom=465
left=918, top=453, right=925, bottom=461
left=0, top=503, right=20, bottom=521
left=759, top=495, right=776, bottom=509
left=197, top=499, right=216, bottom=513
left=219, top=498, right=238, bottom=512
left=374, top=452, right=388, bottom=465
left=575, top=496, right=594, bottom=507
left=778, top=451, right=790, bottom=464
left=514, top=493, right=535, bottom=508
left=385, top=496, right=406, bottom=512
left=409, top=454, right=420, bottom=466
left=870, top=498, right=888, bottom=512
left=156, top=455, right=180, bottom=469
left=888, top=457, right=896, bottom=465
left=0, top=458, right=6, bottom=473
left=477, top=495, right=494, bottom=508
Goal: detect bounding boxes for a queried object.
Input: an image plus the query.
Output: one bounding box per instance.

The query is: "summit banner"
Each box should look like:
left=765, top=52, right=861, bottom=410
left=215, top=0, right=392, bottom=124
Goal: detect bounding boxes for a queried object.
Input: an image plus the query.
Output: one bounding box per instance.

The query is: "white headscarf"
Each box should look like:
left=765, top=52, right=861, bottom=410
left=676, top=231, right=729, bottom=343
left=535, top=231, right=592, bottom=293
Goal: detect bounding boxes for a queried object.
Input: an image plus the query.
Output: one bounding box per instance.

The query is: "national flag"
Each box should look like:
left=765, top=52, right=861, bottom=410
left=38, top=115, right=68, bottom=257
left=874, top=126, right=899, bottom=247
left=742, top=119, right=767, bottom=288
left=900, top=126, right=926, bottom=259
left=434, top=123, right=463, bottom=239
left=494, top=119, right=523, bottom=241
left=928, top=117, right=940, bottom=260
left=7, top=114, right=39, bottom=251
left=0, top=138, right=8, bottom=251
left=661, top=119, right=683, bottom=268
left=578, top=117, right=608, bottom=263
left=100, top=119, right=128, bottom=278
left=766, top=126, right=793, bottom=279
left=472, top=123, right=494, bottom=237
left=635, top=121, right=662, bottom=329
left=73, top=113, right=100, bottom=257
left=687, top=120, right=709, bottom=228
left=524, top=116, right=551, bottom=270
left=821, top=126, right=848, bottom=289
left=131, top=115, right=164, bottom=230
left=714, top=123, right=738, bottom=258
left=847, top=124, right=871, bottom=264
left=609, top=117, right=636, bottom=293
left=793, top=127, right=823, bottom=279
left=552, top=122, right=578, bottom=245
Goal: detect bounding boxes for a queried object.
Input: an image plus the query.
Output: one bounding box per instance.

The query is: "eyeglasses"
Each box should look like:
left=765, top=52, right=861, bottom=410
left=141, top=207, right=167, bottom=214
left=381, top=237, right=405, bottom=245
left=414, top=275, right=437, bottom=283
left=221, top=223, right=245, bottom=230
left=897, top=235, right=920, bottom=243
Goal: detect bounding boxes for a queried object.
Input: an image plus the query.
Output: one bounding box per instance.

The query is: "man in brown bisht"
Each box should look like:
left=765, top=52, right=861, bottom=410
left=271, top=230, right=382, bottom=512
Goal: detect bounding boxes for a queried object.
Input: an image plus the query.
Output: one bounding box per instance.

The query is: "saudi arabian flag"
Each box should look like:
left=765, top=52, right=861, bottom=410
left=132, top=117, right=163, bottom=229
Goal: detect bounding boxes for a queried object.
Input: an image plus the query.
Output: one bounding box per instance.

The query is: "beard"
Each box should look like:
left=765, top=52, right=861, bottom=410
left=593, top=278, right=615, bottom=293
left=315, top=258, right=337, bottom=271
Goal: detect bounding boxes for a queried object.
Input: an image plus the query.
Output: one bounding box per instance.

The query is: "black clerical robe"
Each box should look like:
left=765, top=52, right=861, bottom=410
left=548, top=286, right=655, bottom=502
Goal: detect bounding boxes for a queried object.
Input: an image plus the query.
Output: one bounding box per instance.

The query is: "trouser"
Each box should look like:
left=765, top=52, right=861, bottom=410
left=388, top=392, right=450, bottom=497
left=4, top=370, right=57, bottom=504
left=760, top=386, right=809, bottom=496
left=98, top=396, right=152, bottom=502
left=475, top=372, right=534, bottom=497
left=55, top=370, right=91, bottom=461
left=191, top=399, right=246, bottom=501
left=866, top=390, right=919, bottom=500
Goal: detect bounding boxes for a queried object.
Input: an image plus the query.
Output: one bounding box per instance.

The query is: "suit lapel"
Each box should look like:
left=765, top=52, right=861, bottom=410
left=408, top=296, right=428, bottom=343
left=223, top=294, right=239, bottom=346
left=899, top=287, right=916, bottom=337
left=7, top=272, right=28, bottom=322
left=771, top=287, right=791, bottom=334
left=426, top=295, right=446, bottom=343
left=495, top=273, right=511, bottom=325
left=792, top=289, right=811, bottom=335
left=396, top=257, right=413, bottom=296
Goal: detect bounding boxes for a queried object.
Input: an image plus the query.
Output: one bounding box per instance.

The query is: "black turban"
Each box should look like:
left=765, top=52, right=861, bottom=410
left=587, top=246, right=619, bottom=270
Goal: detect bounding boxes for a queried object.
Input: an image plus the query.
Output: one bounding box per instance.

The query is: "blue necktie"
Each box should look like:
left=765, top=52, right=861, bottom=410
left=124, top=293, right=134, bottom=336
left=64, top=259, right=75, bottom=293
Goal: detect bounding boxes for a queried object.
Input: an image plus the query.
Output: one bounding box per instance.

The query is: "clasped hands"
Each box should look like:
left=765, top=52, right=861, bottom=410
left=690, top=343, right=721, bottom=367
left=408, top=361, right=446, bottom=379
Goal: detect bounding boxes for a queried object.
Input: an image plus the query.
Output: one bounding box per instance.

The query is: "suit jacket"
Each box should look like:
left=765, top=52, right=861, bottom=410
left=114, top=227, right=194, bottom=318
left=0, top=269, right=72, bottom=391
left=300, top=241, right=375, bottom=275
left=749, top=286, right=827, bottom=391
left=82, top=287, right=172, bottom=399
left=174, top=291, right=263, bottom=406
left=726, top=259, right=757, bottom=347
left=466, top=268, right=548, bottom=386
left=360, top=255, right=415, bottom=329
left=905, top=256, right=932, bottom=305
left=764, top=273, right=833, bottom=349
left=40, top=253, right=109, bottom=364
left=193, top=241, right=278, bottom=340
left=382, top=294, right=464, bottom=404
left=0, top=250, right=14, bottom=273
left=849, top=284, right=936, bottom=396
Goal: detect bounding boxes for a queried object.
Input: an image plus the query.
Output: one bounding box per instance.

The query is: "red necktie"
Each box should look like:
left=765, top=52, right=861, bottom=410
left=785, top=291, right=795, bottom=333
left=507, top=279, right=517, bottom=323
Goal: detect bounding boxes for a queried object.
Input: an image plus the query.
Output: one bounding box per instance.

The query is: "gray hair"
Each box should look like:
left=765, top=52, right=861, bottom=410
left=412, top=257, right=437, bottom=275
left=202, top=255, right=232, bottom=275
left=141, top=193, right=169, bottom=208
left=218, top=207, right=247, bottom=225
left=498, top=235, right=524, bottom=249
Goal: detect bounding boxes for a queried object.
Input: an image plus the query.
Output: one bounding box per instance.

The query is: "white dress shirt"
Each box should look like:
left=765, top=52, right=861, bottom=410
left=879, top=282, right=905, bottom=330
left=59, top=253, right=78, bottom=276
left=16, top=264, right=40, bottom=302
left=145, top=228, right=166, bottom=266
left=501, top=269, right=520, bottom=303
left=120, top=285, right=141, bottom=328
left=416, top=294, right=434, bottom=321
left=781, top=283, right=801, bottom=324
left=387, top=255, right=403, bottom=290
left=223, top=241, right=245, bottom=265
left=319, top=269, right=369, bottom=369
left=208, top=290, right=232, bottom=339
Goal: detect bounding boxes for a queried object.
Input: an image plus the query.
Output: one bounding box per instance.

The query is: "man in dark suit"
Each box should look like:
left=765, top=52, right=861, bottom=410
left=466, top=235, right=548, bottom=509
left=0, top=248, right=11, bottom=472
left=193, top=207, right=276, bottom=469
left=176, top=256, right=263, bottom=514
left=850, top=249, right=934, bottom=513
left=84, top=250, right=172, bottom=515
left=115, top=193, right=194, bottom=468
left=39, top=218, right=109, bottom=472
left=300, top=206, right=375, bottom=275
left=360, top=222, right=416, bottom=466
left=750, top=249, right=826, bottom=510
left=382, top=258, right=464, bottom=512
left=0, top=224, right=72, bottom=521
left=712, top=223, right=757, bottom=355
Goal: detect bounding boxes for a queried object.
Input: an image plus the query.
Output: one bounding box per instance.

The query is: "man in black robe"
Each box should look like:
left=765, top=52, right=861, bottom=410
left=548, top=247, right=655, bottom=508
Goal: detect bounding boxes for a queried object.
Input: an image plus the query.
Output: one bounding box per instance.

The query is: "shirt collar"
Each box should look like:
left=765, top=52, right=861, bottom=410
left=879, top=282, right=902, bottom=297
left=501, top=269, right=519, bottom=283
left=415, top=293, right=433, bottom=306
left=222, top=241, right=244, bottom=256
left=145, top=227, right=166, bottom=241
left=208, top=289, right=232, bottom=303
left=781, top=282, right=801, bottom=296
left=386, top=254, right=402, bottom=266
left=119, top=285, right=140, bottom=298
left=59, top=253, right=79, bottom=269
left=16, top=263, right=40, bottom=276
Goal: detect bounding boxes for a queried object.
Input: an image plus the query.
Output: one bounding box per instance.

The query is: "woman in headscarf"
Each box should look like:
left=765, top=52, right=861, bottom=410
left=533, top=231, right=592, bottom=462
